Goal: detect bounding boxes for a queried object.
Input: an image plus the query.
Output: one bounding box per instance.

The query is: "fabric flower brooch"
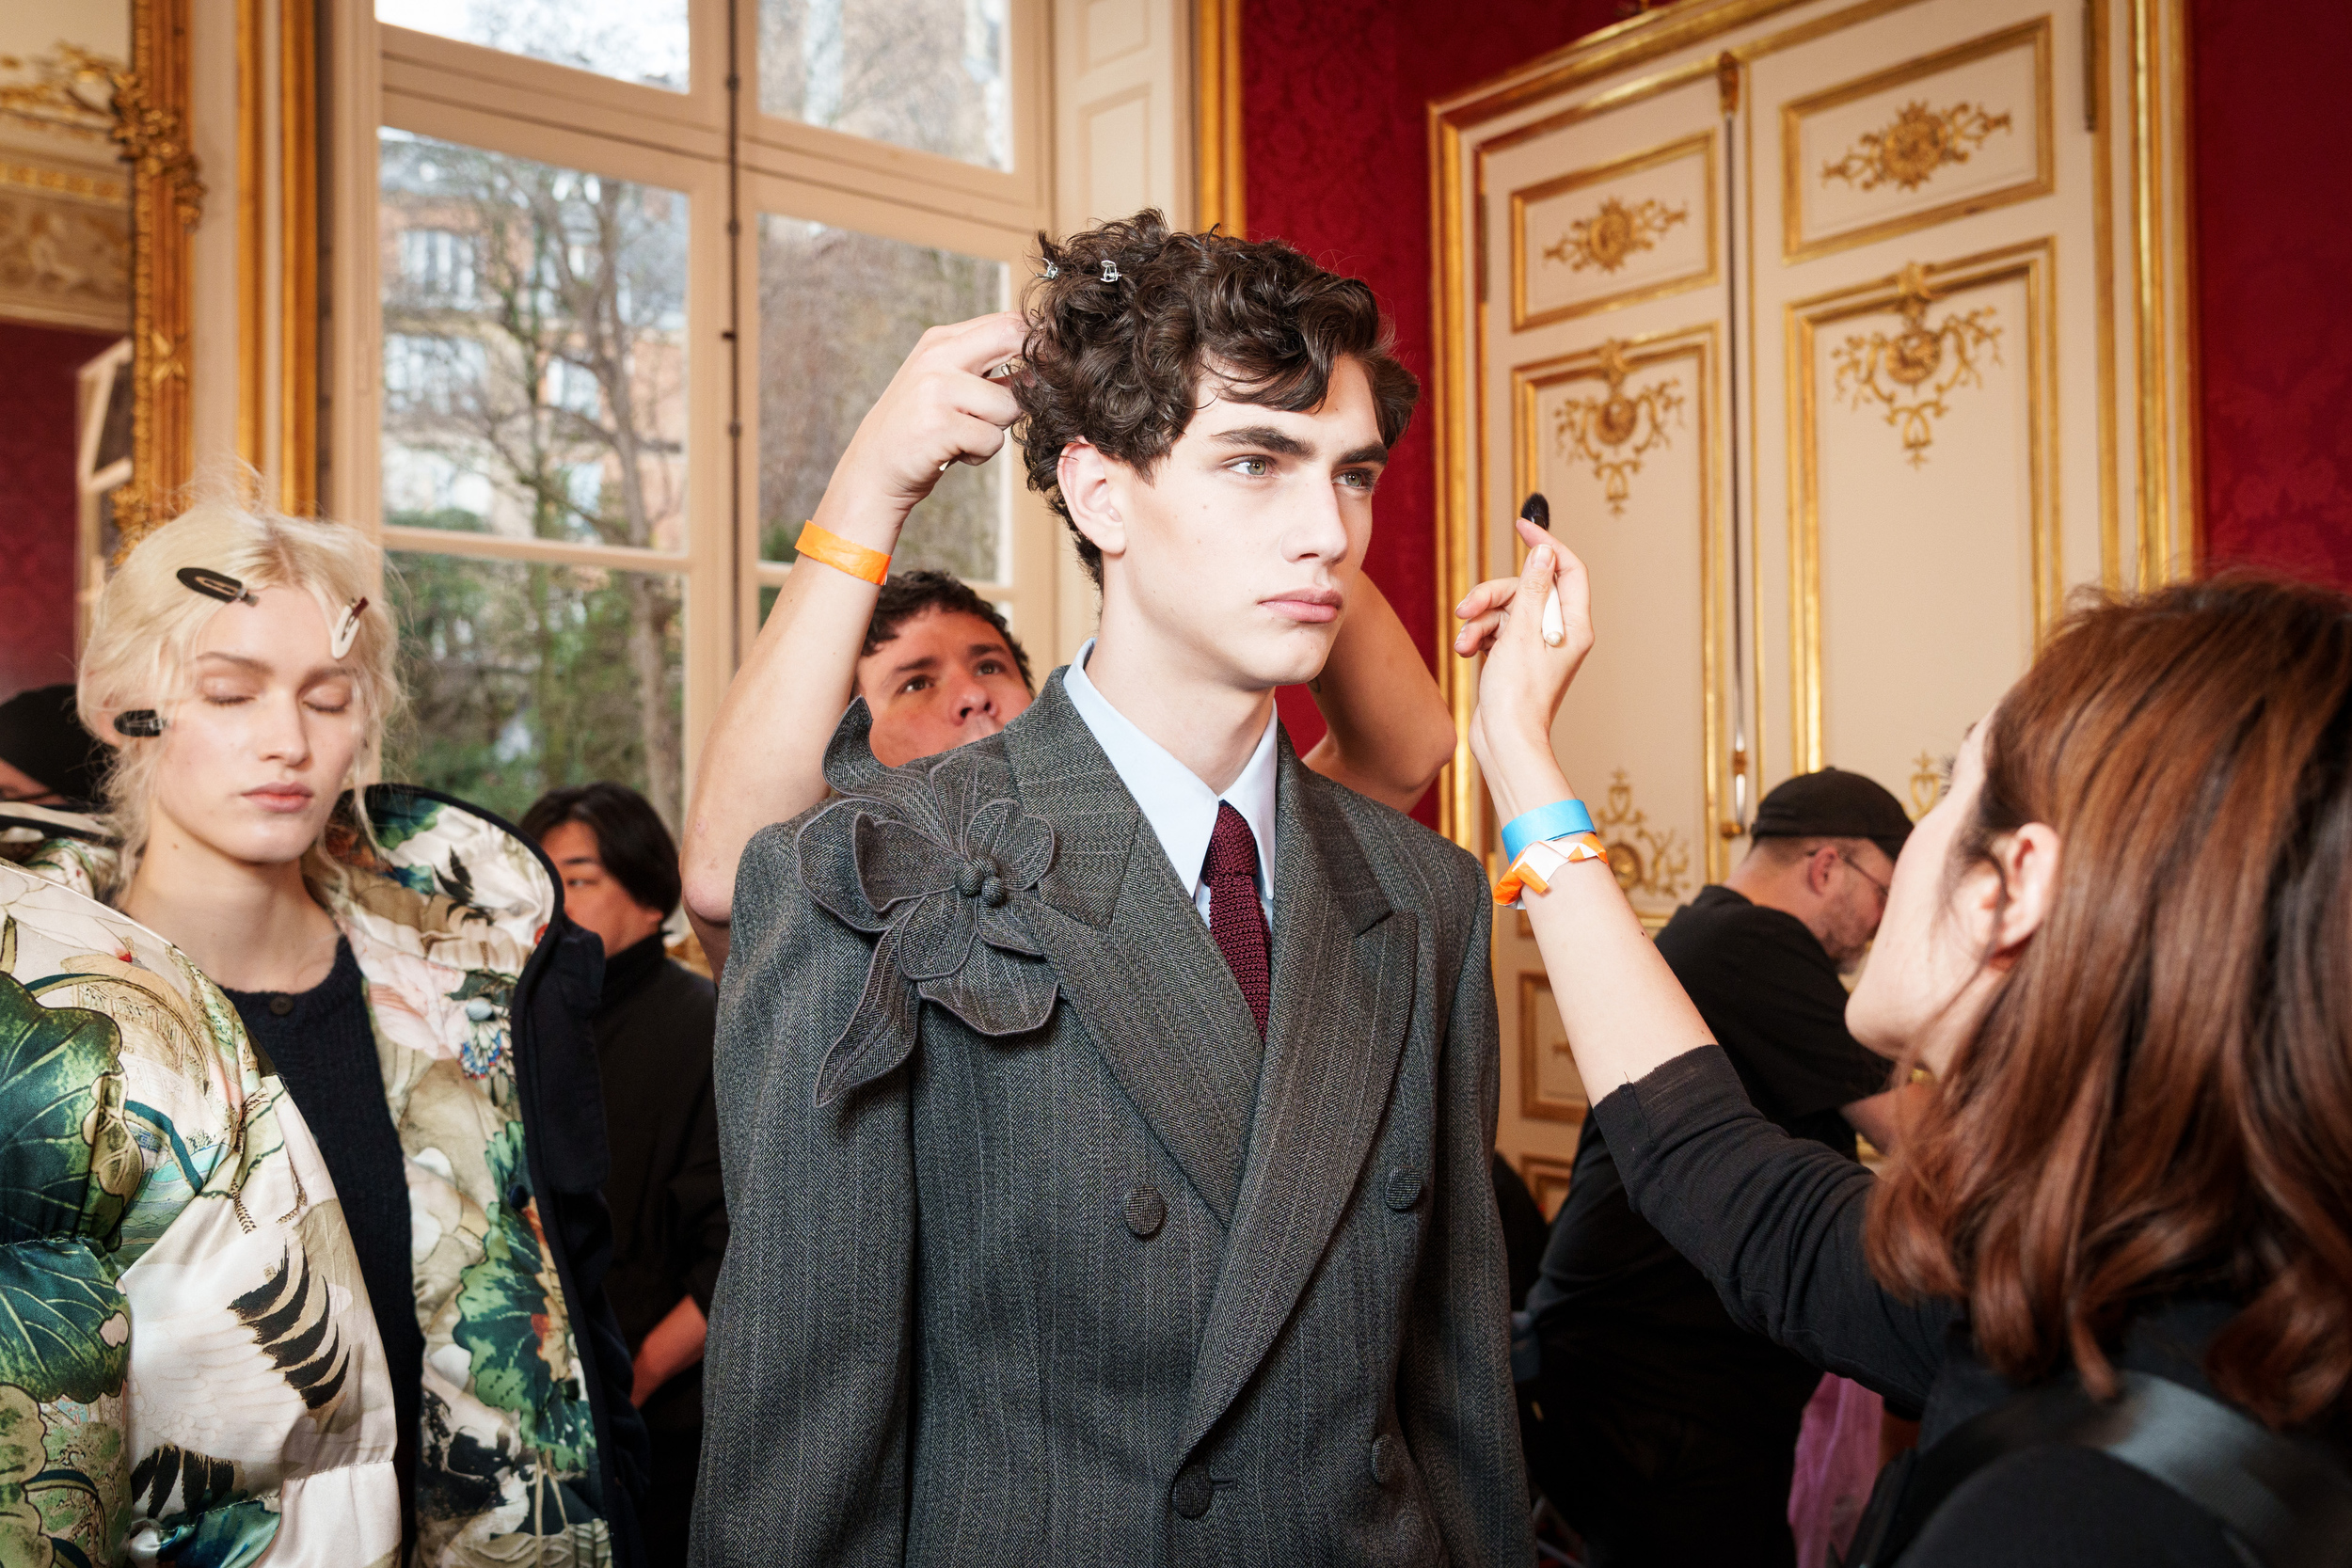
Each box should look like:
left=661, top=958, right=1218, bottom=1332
left=798, top=704, right=1059, bottom=1105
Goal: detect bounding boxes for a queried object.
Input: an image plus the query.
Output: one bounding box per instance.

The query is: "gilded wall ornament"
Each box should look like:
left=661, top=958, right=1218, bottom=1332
left=1908, top=751, right=1946, bottom=821
left=1542, top=195, right=1689, bottom=274
left=1594, top=768, right=1690, bottom=903
left=1821, top=99, right=2013, bottom=192
left=1552, top=341, right=1685, bottom=514
left=0, top=47, right=202, bottom=232
left=1831, top=263, right=2001, bottom=466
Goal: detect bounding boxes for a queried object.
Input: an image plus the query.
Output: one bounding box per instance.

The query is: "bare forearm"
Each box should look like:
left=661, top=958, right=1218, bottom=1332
left=1300, top=577, right=1457, bottom=812
left=679, top=553, right=872, bottom=930
left=629, top=1293, right=708, bottom=1408
left=679, top=310, right=1028, bottom=935
left=1490, top=739, right=1718, bottom=1100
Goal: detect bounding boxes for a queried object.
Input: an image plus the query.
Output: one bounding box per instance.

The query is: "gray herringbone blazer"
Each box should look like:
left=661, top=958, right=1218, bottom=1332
left=693, top=673, right=1531, bottom=1567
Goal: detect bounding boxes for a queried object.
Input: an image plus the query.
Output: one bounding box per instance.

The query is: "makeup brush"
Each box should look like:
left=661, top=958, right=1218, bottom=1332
left=1521, top=492, right=1565, bottom=647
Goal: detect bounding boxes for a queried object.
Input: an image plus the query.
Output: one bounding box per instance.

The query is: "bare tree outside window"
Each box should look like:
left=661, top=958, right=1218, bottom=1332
left=759, top=0, right=1010, bottom=169
left=381, top=131, right=689, bottom=825
left=759, top=217, right=1009, bottom=584
left=376, top=0, right=690, bottom=91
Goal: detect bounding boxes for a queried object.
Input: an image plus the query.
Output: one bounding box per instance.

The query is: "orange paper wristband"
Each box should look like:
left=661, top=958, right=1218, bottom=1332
left=796, top=521, right=892, bottom=586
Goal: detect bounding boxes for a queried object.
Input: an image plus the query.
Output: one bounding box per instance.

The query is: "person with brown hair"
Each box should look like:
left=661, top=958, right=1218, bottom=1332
left=1456, top=528, right=2352, bottom=1566
left=692, top=211, right=1531, bottom=1565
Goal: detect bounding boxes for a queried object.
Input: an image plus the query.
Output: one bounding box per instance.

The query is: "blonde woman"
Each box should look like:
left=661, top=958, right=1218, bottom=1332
left=40, top=499, right=646, bottom=1564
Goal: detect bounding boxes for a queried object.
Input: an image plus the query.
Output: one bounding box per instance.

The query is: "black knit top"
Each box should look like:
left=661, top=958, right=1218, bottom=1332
left=222, top=938, right=421, bottom=1535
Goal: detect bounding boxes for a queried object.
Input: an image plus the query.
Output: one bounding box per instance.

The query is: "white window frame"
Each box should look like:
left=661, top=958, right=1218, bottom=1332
left=330, top=0, right=1057, bottom=811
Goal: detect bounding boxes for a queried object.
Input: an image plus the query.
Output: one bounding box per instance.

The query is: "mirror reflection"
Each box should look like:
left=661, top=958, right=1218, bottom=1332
left=0, top=0, right=133, bottom=698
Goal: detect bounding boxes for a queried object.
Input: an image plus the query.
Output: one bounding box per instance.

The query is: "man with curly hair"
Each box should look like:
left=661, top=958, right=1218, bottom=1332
left=694, top=211, right=1530, bottom=1567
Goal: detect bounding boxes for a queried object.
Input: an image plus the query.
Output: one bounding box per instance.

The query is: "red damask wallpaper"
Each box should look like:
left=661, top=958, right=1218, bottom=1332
left=0, top=323, right=113, bottom=697
left=1245, top=0, right=2352, bottom=809
left=1244, top=0, right=1620, bottom=817
left=2189, top=0, right=2352, bottom=586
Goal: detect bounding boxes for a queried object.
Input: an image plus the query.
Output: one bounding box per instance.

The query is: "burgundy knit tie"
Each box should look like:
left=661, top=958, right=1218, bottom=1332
left=1203, top=801, right=1271, bottom=1037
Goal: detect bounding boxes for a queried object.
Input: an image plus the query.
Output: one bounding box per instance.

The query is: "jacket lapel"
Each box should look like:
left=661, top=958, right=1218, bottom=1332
left=1179, top=744, right=1415, bottom=1455
left=1007, top=674, right=1267, bottom=1225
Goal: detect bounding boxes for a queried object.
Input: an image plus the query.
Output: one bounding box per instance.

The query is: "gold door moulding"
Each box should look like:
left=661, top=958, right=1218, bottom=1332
left=1518, top=1152, right=1576, bottom=1218
left=1545, top=194, right=1690, bottom=274
left=1820, top=99, right=2012, bottom=191
left=1554, top=339, right=1686, bottom=513
left=1831, top=261, right=2002, bottom=465
left=1430, top=0, right=2194, bottom=853
left=1518, top=973, right=1589, bottom=1125
left=1786, top=239, right=2059, bottom=772
left=1593, top=768, right=1691, bottom=903
left=1907, top=751, right=1945, bottom=820
left=1779, top=17, right=2054, bottom=263
left=1510, top=325, right=1732, bottom=887
left=1507, top=131, right=1718, bottom=331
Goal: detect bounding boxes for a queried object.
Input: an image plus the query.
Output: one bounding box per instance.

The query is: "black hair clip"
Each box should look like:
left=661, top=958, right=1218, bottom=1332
left=177, top=566, right=258, bottom=606
left=114, top=710, right=164, bottom=737
left=1099, top=259, right=1120, bottom=283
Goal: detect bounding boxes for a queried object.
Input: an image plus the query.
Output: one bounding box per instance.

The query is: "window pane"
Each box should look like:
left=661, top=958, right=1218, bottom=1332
left=758, top=216, right=1008, bottom=581
left=381, top=132, right=689, bottom=552
left=758, top=0, right=1009, bottom=170
left=389, top=553, right=686, bottom=827
left=376, top=0, right=689, bottom=91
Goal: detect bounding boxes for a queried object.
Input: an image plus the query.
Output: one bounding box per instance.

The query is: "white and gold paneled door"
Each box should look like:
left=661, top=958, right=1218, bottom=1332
left=1430, top=0, right=2198, bottom=1184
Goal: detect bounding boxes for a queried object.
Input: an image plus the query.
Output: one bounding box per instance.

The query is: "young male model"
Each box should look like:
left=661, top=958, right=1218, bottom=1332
left=693, top=212, right=1530, bottom=1567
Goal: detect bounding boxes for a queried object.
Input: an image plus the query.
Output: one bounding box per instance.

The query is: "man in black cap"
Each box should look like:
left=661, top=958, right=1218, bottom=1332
left=0, top=685, right=105, bottom=809
left=1518, top=767, right=1918, bottom=1567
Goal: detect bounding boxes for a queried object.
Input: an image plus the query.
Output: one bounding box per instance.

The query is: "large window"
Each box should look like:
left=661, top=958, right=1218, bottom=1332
left=371, top=1, right=1049, bottom=827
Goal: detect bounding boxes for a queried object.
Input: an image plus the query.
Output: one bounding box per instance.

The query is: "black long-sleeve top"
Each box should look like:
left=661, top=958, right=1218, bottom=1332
left=593, top=934, right=728, bottom=1436
left=1592, top=1044, right=2348, bottom=1566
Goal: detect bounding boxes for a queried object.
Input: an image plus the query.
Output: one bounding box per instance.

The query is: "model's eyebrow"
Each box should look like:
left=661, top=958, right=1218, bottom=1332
left=886, top=653, right=942, bottom=680
left=555, top=853, right=602, bottom=869
left=192, top=650, right=355, bottom=683
left=1211, top=424, right=1314, bottom=458
left=1334, top=442, right=1389, bottom=468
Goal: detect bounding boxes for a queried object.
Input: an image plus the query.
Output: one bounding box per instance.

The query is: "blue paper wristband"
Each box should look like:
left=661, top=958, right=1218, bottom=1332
left=1501, top=799, right=1597, bottom=863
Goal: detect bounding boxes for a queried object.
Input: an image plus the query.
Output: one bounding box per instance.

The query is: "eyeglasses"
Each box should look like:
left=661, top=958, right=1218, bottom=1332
left=1837, top=851, right=1891, bottom=902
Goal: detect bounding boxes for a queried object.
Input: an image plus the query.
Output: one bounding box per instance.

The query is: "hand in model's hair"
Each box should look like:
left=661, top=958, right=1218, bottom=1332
left=834, top=310, right=1028, bottom=515
left=1460, top=515, right=1596, bottom=781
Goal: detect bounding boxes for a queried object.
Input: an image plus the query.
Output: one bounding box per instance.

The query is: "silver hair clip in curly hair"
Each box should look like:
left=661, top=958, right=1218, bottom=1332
left=1100, top=259, right=1120, bottom=283
left=1040, top=261, right=1059, bottom=279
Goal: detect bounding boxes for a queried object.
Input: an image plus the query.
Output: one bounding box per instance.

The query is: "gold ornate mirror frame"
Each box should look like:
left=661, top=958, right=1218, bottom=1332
left=118, top=0, right=199, bottom=546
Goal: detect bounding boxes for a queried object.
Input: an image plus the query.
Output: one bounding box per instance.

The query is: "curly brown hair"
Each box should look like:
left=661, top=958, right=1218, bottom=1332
left=1012, top=210, right=1418, bottom=585
left=1867, top=576, right=2352, bottom=1434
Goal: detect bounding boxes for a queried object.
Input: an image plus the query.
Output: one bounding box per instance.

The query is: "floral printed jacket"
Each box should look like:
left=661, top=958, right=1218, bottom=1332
left=9, top=787, right=647, bottom=1567
left=0, top=807, right=402, bottom=1566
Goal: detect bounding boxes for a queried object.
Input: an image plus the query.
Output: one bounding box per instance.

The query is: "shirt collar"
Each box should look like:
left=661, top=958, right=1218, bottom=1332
left=1063, top=638, right=1279, bottom=902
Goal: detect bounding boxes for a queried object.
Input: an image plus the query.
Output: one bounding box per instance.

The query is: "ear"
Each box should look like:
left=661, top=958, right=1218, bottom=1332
left=1986, top=822, right=2060, bottom=958
left=1057, top=440, right=1127, bottom=564
left=1806, top=844, right=1841, bottom=896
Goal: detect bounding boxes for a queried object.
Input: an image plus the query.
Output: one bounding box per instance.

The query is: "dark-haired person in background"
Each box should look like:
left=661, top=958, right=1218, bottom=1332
left=0, top=683, right=106, bottom=807
left=522, top=783, right=726, bottom=1568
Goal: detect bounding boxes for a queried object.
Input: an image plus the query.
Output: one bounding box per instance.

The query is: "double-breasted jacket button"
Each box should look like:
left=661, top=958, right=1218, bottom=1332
left=1371, top=1433, right=1406, bottom=1488
left=1170, top=1462, right=1214, bottom=1519
left=1384, top=1167, right=1423, bottom=1212
left=1124, top=1185, right=1167, bottom=1239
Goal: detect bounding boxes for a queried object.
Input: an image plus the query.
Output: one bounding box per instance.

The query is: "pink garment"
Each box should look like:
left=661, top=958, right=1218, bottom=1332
left=1788, top=1373, right=1885, bottom=1568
